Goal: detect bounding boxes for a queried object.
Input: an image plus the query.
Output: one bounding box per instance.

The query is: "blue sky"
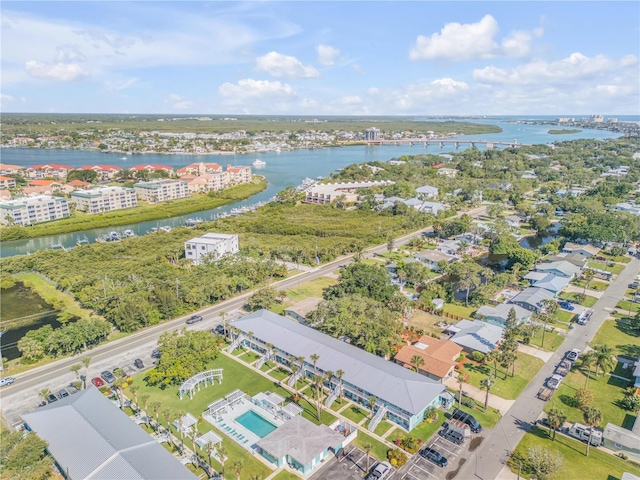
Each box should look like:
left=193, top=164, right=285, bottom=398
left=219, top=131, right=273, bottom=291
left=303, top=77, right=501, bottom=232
left=1, top=1, right=638, bottom=115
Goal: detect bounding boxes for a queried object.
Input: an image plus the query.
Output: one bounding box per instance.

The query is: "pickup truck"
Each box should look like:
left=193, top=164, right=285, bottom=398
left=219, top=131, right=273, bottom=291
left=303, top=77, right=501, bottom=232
left=537, top=387, right=553, bottom=401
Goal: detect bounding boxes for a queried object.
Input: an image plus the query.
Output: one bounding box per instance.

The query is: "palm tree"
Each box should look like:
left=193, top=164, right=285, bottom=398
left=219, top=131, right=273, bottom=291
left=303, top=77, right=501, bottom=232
left=290, top=364, right=300, bottom=395
left=81, top=356, right=91, bottom=389
left=581, top=352, right=597, bottom=388
left=297, top=356, right=306, bottom=379
left=367, top=396, right=378, bottom=418
left=336, top=369, right=345, bottom=403
left=486, top=350, right=502, bottom=378
left=456, top=372, right=466, bottom=409
left=312, top=374, right=324, bottom=421
left=583, top=407, right=603, bottom=457
left=175, top=409, right=187, bottom=451
left=150, top=401, right=161, bottom=431
left=70, top=363, right=82, bottom=384
left=325, top=370, right=334, bottom=393
left=39, top=388, right=51, bottom=403
left=592, top=344, right=615, bottom=377
left=230, top=458, right=244, bottom=480
left=219, top=310, right=228, bottom=336
left=162, top=408, right=173, bottom=441
left=310, top=353, right=320, bottom=376
left=362, top=441, right=374, bottom=472
left=582, top=269, right=596, bottom=293
left=480, top=375, right=495, bottom=412
left=214, top=443, right=228, bottom=474
left=113, top=377, right=126, bottom=410
left=140, top=394, right=150, bottom=424
left=266, top=342, right=274, bottom=365
left=129, top=385, right=139, bottom=412
left=547, top=407, right=566, bottom=441
left=410, top=354, right=425, bottom=373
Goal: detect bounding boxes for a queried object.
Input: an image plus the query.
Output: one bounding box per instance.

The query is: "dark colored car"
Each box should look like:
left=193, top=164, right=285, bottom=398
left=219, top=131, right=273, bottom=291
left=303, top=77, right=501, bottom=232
left=101, top=370, right=116, bottom=384
left=151, top=348, right=161, bottom=359
left=58, top=389, right=70, bottom=398
left=134, top=358, right=144, bottom=369
left=186, top=315, right=204, bottom=325
left=558, top=301, right=575, bottom=311
left=629, top=282, right=638, bottom=289
left=91, top=377, right=105, bottom=387
left=449, top=408, right=482, bottom=433
left=47, top=393, right=58, bottom=403
left=439, top=429, right=464, bottom=445
left=420, top=447, right=448, bottom=467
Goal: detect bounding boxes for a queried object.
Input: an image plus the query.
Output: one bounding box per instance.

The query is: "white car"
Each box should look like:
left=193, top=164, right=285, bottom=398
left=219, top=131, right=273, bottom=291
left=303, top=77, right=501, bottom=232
left=367, top=461, right=392, bottom=480
left=0, top=377, right=15, bottom=387
left=546, top=374, right=563, bottom=390
left=566, top=349, right=581, bottom=362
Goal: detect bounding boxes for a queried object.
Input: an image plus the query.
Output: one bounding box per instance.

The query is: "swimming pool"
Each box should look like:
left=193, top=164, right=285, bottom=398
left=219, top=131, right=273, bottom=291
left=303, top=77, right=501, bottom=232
left=235, top=410, right=277, bottom=438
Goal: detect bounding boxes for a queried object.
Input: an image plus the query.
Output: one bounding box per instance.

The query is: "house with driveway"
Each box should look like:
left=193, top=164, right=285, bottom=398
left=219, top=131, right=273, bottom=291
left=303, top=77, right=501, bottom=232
left=562, top=242, right=600, bottom=258
left=475, top=304, right=531, bottom=327
left=508, top=287, right=556, bottom=313
left=534, top=261, right=582, bottom=279
left=446, top=319, right=504, bottom=354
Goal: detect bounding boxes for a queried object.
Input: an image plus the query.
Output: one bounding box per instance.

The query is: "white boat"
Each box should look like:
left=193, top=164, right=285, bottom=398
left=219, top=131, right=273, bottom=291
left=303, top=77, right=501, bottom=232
left=76, top=235, right=89, bottom=246
left=159, top=225, right=172, bottom=232
left=120, top=156, right=128, bottom=160
left=253, top=159, right=266, bottom=166
left=107, top=231, right=121, bottom=241
left=123, top=230, right=135, bottom=237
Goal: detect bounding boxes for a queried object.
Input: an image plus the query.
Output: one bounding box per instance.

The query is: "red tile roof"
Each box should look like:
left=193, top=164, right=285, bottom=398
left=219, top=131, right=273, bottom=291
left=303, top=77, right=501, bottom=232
left=29, top=179, right=59, bottom=187
left=28, top=164, right=73, bottom=171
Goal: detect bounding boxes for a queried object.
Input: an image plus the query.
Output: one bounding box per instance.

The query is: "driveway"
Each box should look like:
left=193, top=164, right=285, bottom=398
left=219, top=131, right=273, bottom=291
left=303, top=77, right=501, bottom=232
left=456, top=257, right=640, bottom=480
left=310, top=446, right=390, bottom=480
left=444, top=377, right=515, bottom=415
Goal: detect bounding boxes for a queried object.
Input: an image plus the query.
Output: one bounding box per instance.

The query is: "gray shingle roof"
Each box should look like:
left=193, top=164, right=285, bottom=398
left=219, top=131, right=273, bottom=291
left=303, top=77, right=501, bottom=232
left=22, top=387, right=196, bottom=480
left=233, top=310, right=444, bottom=415
left=509, top=287, right=555, bottom=309
left=449, top=319, right=504, bottom=354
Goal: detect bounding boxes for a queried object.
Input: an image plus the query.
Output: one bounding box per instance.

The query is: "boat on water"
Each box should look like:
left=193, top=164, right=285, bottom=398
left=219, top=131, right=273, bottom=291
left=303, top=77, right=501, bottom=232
left=123, top=230, right=135, bottom=237
left=50, top=242, right=64, bottom=250
left=105, top=231, right=121, bottom=241
left=185, top=218, right=203, bottom=227
left=76, top=235, right=89, bottom=246
left=159, top=225, right=172, bottom=232
left=253, top=159, right=266, bottom=166
left=120, top=156, right=128, bottom=160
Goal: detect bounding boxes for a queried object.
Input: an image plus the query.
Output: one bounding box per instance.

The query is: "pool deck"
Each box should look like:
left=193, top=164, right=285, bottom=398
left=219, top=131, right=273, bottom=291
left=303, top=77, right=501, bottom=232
left=204, top=398, right=285, bottom=451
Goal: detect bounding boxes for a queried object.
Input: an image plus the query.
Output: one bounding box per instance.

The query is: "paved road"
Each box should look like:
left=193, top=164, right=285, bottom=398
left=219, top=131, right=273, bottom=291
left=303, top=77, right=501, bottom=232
left=457, top=256, right=640, bottom=480
left=0, top=206, right=487, bottom=425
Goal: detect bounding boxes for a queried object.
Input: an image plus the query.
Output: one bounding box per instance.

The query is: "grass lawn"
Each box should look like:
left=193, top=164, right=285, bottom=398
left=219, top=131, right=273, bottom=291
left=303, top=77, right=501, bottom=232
left=460, top=353, right=544, bottom=400
left=342, top=405, right=370, bottom=424
left=525, top=328, right=566, bottom=352
left=443, top=303, right=476, bottom=319
left=285, top=276, right=337, bottom=302
left=570, top=279, right=609, bottom=292
left=591, top=319, right=640, bottom=360
left=239, top=350, right=261, bottom=364
left=387, top=414, right=445, bottom=445
left=553, top=310, right=575, bottom=323
left=559, top=292, right=599, bottom=307
left=453, top=401, right=502, bottom=429
left=510, top=426, right=640, bottom=480
left=372, top=420, right=394, bottom=437
left=352, top=430, right=389, bottom=462
left=272, top=471, right=303, bottom=480
left=330, top=398, right=347, bottom=412
left=296, top=397, right=337, bottom=426
left=268, top=367, right=291, bottom=381
left=600, top=253, right=631, bottom=263
left=616, top=300, right=640, bottom=314
left=587, top=261, right=625, bottom=275
left=407, top=310, right=448, bottom=336
left=543, top=367, right=635, bottom=429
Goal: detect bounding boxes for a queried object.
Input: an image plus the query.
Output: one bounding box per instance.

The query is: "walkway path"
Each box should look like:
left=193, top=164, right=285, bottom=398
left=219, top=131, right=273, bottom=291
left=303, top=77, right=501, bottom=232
left=517, top=344, right=554, bottom=363
left=444, top=377, right=515, bottom=415
left=565, top=284, right=604, bottom=298
left=457, top=257, right=640, bottom=480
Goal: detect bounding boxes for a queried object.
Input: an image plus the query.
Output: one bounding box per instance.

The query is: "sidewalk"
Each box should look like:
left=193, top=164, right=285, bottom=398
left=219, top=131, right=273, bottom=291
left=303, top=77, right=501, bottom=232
left=518, top=343, right=554, bottom=363
left=565, top=284, right=604, bottom=298
left=444, top=376, right=515, bottom=415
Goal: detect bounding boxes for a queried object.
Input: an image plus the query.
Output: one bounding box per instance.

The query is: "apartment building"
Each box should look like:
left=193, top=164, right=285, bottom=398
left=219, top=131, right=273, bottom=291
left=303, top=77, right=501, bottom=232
left=184, top=233, right=239, bottom=265
left=71, top=186, right=138, bottom=213
left=184, top=172, right=231, bottom=193
left=176, top=162, right=223, bottom=177
left=133, top=179, right=190, bottom=202
left=226, top=164, right=252, bottom=184
left=25, top=164, right=73, bottom=180
left=0, top=195, right=70, bottom=226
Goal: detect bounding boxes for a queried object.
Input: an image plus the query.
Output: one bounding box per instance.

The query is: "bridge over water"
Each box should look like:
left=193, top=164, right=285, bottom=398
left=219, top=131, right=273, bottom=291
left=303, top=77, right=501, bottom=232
left=365, top=139, right=532, bottom=148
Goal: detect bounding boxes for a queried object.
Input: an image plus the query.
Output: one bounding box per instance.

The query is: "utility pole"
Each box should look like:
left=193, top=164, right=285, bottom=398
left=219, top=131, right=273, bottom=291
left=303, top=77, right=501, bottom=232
left=0, top=329, right=6, bottom=373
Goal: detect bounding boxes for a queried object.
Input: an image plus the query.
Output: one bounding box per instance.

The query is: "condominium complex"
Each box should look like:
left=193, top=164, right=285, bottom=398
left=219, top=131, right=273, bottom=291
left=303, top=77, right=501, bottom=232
left=364, top=127, right=381, bottom=141
left=185, top=232, right=239, bottom=264
left=184, top=172, right=231, bottom=193
left=71, top=186, right=138, bottom=213
left=226, top=164, right=252, bottom=184
left=0, top=195, right=70, bottom=226
left=133, top=179, right=190, bottom=202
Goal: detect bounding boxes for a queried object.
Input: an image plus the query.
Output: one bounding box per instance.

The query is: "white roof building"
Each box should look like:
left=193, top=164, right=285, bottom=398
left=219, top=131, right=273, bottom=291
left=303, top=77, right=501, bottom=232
left=185, top=232, right=239, bottom=265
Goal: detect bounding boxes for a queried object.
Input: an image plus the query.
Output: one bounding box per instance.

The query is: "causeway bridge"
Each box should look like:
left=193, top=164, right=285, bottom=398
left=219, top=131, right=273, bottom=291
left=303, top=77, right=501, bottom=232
left=365, top=139, right=532, bottom=148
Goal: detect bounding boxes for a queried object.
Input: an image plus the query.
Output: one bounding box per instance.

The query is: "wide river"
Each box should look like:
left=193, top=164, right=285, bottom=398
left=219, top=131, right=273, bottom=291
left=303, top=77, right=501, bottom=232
left=0, top=119, right=621, bottom=258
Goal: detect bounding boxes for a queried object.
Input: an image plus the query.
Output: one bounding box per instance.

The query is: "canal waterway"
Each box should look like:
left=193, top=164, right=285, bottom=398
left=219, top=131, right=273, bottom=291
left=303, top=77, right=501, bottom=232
left=0, top=119, right=621, bottom=258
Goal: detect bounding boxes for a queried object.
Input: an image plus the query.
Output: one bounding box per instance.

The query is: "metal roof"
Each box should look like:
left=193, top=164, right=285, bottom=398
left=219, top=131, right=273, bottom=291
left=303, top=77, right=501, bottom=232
left=232, top=310, right=444, bottom=415
left=449, top=319, right=504, bottom=354
left=22, top=387, right=197, bottom=480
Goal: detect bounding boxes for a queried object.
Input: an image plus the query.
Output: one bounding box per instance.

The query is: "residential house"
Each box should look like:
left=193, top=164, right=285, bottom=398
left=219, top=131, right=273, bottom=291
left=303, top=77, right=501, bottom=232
left=0, top=176, right=17, bottom=189
left=284, top=297, right=323, bottom=323
left=232, top=310, right=446, bottom=431
left=436, top=239, right=461, bottom=255
left=25, top=163, right=73, bottom=180
left=437, top=168, right=459, bottom=178
left=535, top=261, right=582, bottom=279
left=420, top=201, right=446, bottom=216
left=184, top=233, right=239, bottom=265
left=0, top=190, right=11, bottom=200
left=615, top=203, right=640, bottom=216
left=415, top=185, right=439, bottom=199
left=133, top=179, right=190, bottom=202
left=603, top=418, right=640, bottom=462
left=414, top=250, right=456, bottom=271
left=530, top=274, right=570, bottom=295
left=562, top=242, right=600, bottom=258
left=447, top=319, right=504, bottom=354
left=184, top=172, right=231, bottom=193
left=394, top=335, right=462, bottom=383
left=63, top=180, right=91, bottom=193
left=505, top=214, right=524, bottom=228
left=508, top=287, right=555, bottom=313
left=475, top=304, right=531, bottom=327
left=28, top=179, right=62, bottom=192
left=546, top=253, right=588, bottom=268
left=79, top=164, right=123, bottom=180
left=306, top=181, right=394, bottom=205
left=21, top=186, right=54, bottom=196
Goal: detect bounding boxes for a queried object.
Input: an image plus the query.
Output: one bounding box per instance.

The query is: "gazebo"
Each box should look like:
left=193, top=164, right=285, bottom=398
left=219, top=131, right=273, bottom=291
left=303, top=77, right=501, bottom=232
left=196, top=430, right=222, bottom=450
left=178, top=368, right=223, bottom=399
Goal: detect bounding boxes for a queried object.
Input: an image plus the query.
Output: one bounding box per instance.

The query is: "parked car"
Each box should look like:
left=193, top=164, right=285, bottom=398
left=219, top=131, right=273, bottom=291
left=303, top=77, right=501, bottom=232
left=213, top=324, right=227, bottom=336
left=151, top=348, right=161, bottom=358
left=47, top=393, right=58, bottom=403
left=58, top=389, right=70, bottom=398
left=546, top=374, right=563, bottom=390
left=449, top=408, right=482, bottom=433
left=555, top=360, right=571, bottom=377
left=101, top=370, right=116, bottom=384
left=134, top=358, right=144, bottom=369
left=186, top=315, right=203, bottom=325
left=0, top=377, right=15, bottom=388
left=438, top=428, right=464, bottom=445
left=558, top=301, right=575, bottom=311
left=91, top=377, right=105, bottom=387
left=366, top=461, right=392, bottom=480
left=566, top=349, right=581, bottom=362
left=420, top=447, right=448, bottom=467
left=628, top=282, right=638, bottom=289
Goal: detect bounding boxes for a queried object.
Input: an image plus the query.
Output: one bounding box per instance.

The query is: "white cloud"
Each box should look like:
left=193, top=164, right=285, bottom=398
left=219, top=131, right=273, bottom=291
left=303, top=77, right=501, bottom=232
left=430, top=78, right=469, bottom=93
left=255, top=51, right=319, bottom=79
left=166, top=94, right=195, bottom=110
left=1, top=94, right=16, bottom=103
left=54, top=45, right=86, bottom=63
left=339, top=95, right=362, bottom=105
left=367, top=87, right=379, bottom=95
left=410, top=15, right=542, bottom=62
left=25, top=60, right=89, bottom=81
left=473, top=52, right=638, bottom=85
left=316, top=44, right=340, bottom=66
left=219, top=78, right=295, bottom=99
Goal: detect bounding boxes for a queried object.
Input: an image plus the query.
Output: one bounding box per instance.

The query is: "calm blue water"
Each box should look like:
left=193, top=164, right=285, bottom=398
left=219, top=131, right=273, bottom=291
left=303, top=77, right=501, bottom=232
left=235, top=410, right=277, bottom=438
left=0, top=119, right=622, bottom=257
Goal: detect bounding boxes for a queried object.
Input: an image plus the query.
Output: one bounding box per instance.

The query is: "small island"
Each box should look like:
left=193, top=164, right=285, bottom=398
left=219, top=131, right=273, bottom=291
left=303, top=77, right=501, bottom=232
left=548, top=129, right=582, bottom=135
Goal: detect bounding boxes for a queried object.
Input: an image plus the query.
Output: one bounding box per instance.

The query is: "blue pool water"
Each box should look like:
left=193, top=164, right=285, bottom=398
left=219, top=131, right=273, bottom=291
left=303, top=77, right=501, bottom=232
left=235, top=410, right=277, bottom=438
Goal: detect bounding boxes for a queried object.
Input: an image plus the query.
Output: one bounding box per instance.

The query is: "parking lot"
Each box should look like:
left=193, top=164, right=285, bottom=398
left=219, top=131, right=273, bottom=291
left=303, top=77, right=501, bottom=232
left=399, top=431, right=482, bottom=480
left=311, top=445, right=397, bottom=480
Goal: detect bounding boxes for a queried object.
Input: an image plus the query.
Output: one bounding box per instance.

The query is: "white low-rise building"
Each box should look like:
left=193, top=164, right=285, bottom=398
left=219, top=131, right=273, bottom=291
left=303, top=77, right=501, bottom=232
left=134, top=179, right=190, bottom=202
left=0, top=195, right=70, bottom=226
left=71, top=186, right=138, bottom=213
left=185, top=233, right=239, bottom=264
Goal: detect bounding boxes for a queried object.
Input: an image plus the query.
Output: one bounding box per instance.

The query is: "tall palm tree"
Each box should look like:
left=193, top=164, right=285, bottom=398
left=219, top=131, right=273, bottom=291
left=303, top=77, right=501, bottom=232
left=266, top=342, right=274, bottom=365
left=486, top=350, right=502, bottom=378
left=140, top=394, right=150, bottom=424
left=81, top=357, right=92, bottom=389
left=410, top=354, right=425, bottom=373
left=592, top=344, right=615, bottom=377
left=310, top=353, right=320, bottom=376
left=214, top=443, right=228, bottom=474
left=150, top=401, right=161, bottom=431
left=547, top=407, right=566, bottom=441
left=367, top=396, right=378, bottom=417
left=336, top=369, right=345, bottom=403
left=362, top=441, right=374, bottom=472
left=582, top=269, right=596, bottom=293
left=39, top=388, right=51, bottom=403
left=480, top=375, right=495, bottom=412
left=175, top=409, right=187, bottom=451
left=581, top=352, right=597, bottom=388
left=129, top=385, right=139, bottom=412
left=162, top=408, right=173, bottom=442
left=456, top=372, right=466, bottom=409
left=583, top=407, right=603, bottom=457
left=297, top=356, right=306, bottom=379
left=230, top=458, right=244, bottom=480
left=219, top=310, right=228, bottom=336
left=325, top=370, right=334, bottom=393
left=70, top=363, right=82, bottom=384
left=312, top=374, right=324, bottom=421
